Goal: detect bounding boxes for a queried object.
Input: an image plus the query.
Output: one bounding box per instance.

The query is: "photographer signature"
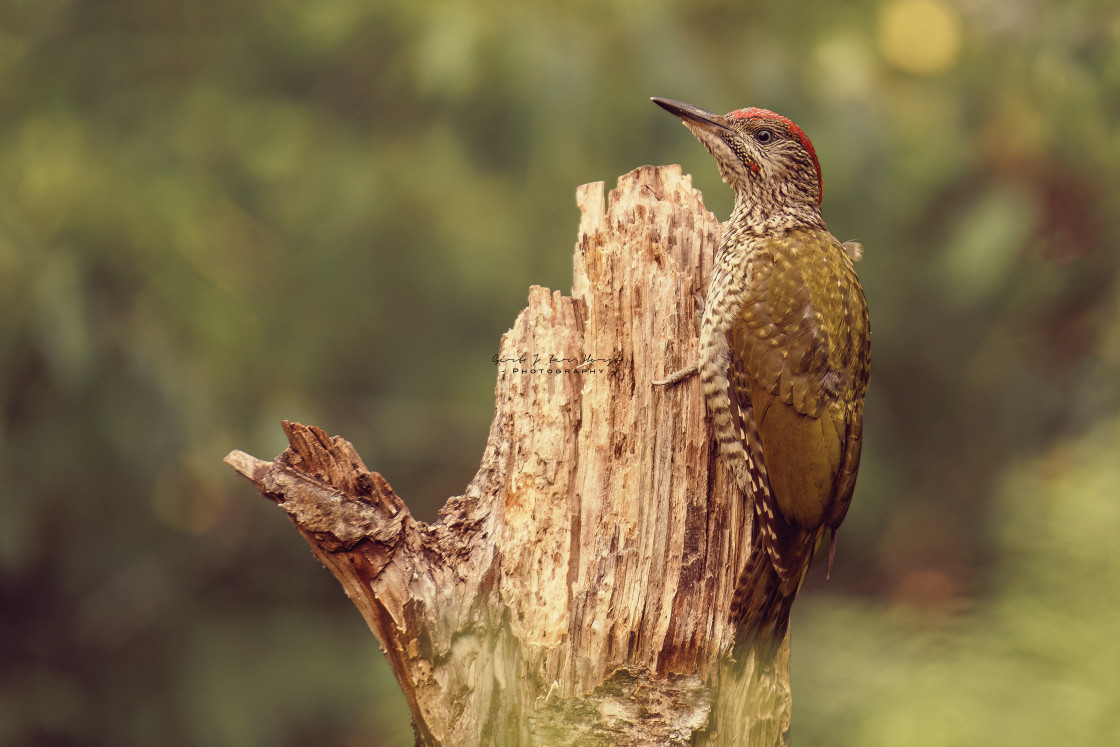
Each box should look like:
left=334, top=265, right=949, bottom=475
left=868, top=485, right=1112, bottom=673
left=492, top=352, right=625, bottom=375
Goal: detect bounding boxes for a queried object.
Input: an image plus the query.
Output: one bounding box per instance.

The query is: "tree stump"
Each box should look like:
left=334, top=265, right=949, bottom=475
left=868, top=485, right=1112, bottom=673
left=225, top=165, right=792, bottom=745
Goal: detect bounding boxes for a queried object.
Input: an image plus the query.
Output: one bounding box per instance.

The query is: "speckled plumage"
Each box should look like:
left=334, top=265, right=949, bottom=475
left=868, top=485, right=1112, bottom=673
left=652, top=98, right=871, bottom=636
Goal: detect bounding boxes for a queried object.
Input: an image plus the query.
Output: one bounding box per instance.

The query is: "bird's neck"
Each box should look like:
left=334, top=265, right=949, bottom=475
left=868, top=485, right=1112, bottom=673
left=727, top=194, right=826, bottom=239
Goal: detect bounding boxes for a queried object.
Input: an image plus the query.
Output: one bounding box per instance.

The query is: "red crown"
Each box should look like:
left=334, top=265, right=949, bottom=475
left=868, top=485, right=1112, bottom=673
left=728, top=107, right=822, bottom=205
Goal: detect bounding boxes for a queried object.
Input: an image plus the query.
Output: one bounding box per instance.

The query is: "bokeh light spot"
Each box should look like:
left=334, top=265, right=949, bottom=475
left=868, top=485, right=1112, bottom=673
left=878, top=0, right=963, bottom=75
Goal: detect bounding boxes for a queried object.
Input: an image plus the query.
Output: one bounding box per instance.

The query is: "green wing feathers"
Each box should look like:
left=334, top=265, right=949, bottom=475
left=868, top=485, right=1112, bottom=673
left=733, top=228, right=870, bottom=537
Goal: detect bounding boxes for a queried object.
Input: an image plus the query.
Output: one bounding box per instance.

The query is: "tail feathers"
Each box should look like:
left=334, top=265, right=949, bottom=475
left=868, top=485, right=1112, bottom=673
left=730, top=546, right=797, bottom=648
left=732, top=525, right=825, bottom=649
left=827, top=527, right=838, bottom=579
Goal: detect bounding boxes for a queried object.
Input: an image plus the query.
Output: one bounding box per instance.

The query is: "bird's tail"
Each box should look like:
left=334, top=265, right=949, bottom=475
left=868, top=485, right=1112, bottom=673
left=731, top=526, right=823, bottom=649
left=730, top=546, right=796, bottom=649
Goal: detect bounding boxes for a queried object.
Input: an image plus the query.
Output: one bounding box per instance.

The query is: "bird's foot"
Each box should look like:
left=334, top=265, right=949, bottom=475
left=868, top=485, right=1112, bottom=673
left=653, top=364, right=698, bottom=387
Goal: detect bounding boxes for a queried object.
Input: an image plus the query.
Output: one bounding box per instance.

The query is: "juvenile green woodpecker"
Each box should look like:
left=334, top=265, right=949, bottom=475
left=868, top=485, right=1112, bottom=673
left=652, top=98, right=871, bottom=637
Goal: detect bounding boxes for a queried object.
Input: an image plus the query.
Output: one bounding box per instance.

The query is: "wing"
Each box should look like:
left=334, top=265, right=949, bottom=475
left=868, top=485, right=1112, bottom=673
left=728, top=356, right=824, bottom=588
left=733, top=229, right=870, bottom=533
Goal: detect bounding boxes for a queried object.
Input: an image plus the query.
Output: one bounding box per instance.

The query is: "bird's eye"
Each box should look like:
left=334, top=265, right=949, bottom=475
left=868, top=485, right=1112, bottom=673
left=754, top=128, right=774, bottom=144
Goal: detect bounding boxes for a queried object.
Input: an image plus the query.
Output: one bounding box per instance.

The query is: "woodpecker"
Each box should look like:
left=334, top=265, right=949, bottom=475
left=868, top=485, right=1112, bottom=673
left=651, top=97, right=870, bottom=638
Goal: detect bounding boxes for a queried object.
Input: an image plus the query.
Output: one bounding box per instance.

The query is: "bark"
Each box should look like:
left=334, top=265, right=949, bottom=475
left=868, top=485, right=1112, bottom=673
left=225, top=165, right=792, bottom=746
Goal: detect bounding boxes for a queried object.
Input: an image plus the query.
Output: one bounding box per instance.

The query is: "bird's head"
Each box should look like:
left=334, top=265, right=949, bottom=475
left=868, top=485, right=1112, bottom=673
left=652, top=97, right=823, bottom=225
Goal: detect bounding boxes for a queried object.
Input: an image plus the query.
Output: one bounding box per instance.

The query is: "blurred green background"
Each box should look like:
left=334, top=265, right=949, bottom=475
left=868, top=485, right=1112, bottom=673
left=2, top=0, right=1118, bottom=744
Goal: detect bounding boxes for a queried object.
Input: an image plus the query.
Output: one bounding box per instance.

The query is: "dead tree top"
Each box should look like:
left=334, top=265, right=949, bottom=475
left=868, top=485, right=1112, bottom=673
left=227, top=165, right=792, bottom=746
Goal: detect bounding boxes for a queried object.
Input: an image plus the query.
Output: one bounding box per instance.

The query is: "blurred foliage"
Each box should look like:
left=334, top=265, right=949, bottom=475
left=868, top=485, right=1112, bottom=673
left=794, top=412, right=1120, bottom=745
left=1, top=0, right=1118, bottom=744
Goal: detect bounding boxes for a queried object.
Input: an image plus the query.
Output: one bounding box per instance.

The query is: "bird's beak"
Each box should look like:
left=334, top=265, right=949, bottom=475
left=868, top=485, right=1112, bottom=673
left=650, top=97, right=731, bottom=134
left=651, top=97, right=755, bottom=184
